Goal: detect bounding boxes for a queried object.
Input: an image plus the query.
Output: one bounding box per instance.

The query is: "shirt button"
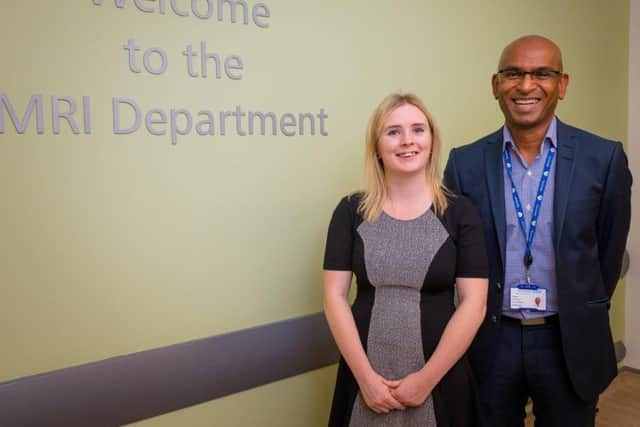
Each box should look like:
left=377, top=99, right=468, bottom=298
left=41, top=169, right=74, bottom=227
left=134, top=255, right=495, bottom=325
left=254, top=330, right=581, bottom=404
left=496, top=282, right=502, bottom=289
left=527, top=170, right=532, bottom=176
left=491, top=315, right=498, bottom=323
left=526, top=204, right=532, bottom=211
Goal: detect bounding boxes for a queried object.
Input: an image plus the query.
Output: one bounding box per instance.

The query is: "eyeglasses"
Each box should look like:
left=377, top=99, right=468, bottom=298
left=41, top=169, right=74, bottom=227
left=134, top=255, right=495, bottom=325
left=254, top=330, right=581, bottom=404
left=497, top=68, right=564, bottom=81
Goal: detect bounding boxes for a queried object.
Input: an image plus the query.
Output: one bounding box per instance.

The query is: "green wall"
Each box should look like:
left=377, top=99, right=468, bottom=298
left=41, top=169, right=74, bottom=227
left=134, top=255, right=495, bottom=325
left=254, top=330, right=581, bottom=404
left=0, top=1, right=629, bottom=426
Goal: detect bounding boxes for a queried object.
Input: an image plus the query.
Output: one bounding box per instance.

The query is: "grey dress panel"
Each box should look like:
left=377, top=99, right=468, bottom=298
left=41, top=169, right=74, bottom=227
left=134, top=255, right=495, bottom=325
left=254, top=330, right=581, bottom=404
left=348, top=210, right=449, bottom=427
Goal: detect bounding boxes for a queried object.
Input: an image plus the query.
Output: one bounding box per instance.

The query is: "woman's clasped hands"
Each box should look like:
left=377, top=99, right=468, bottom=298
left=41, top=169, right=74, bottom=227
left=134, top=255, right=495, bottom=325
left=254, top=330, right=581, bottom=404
left=385, top=371, right=434, bottom=408
left=357, top=369, right=433, bottom=414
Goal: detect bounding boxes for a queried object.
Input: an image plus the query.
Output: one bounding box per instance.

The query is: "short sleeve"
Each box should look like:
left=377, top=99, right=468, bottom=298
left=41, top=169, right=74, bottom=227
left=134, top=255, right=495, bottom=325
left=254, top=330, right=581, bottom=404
left=453, top=196, right=489, bottom=278
left=323, top=197, right=355, bottom=271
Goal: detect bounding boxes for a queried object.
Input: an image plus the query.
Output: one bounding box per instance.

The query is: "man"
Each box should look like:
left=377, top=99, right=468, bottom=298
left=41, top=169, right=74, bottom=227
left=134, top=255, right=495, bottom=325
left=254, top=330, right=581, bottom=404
left=443, top=35, right=632, bottom=427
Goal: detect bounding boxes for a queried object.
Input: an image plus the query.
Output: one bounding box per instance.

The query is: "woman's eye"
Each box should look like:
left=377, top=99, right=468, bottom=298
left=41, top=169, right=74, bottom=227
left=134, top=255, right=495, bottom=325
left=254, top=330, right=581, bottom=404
left=414, top=127, right=425, bottom=134
left=387, top=129, right=399, bottom=136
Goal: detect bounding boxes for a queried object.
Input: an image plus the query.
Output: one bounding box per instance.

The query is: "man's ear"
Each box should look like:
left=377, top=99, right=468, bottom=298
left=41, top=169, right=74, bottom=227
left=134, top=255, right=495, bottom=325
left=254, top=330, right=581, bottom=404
left=491, top=74, right=499, bottom=99
left=558, top=73, right=569, bottom=100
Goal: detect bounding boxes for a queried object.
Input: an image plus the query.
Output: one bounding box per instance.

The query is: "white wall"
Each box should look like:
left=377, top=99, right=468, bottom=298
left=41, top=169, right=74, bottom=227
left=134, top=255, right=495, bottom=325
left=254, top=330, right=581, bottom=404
left=625, top=0, right=640, bottom=370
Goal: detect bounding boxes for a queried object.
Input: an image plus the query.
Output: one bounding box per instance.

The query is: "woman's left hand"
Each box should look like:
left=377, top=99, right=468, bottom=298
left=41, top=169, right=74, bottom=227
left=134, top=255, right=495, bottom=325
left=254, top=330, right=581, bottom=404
left=384, top=372, right=433, bottom=407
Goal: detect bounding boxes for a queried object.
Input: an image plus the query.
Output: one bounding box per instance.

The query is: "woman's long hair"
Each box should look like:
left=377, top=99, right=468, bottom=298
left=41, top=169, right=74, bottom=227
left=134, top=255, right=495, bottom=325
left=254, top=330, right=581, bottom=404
left=358, top=93, right=449, bottom=222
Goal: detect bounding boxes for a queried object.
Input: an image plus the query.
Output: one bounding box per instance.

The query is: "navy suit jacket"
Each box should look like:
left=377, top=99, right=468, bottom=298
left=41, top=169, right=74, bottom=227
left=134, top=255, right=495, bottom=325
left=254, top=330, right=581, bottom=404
left=443, top=119, right=632, bottom=401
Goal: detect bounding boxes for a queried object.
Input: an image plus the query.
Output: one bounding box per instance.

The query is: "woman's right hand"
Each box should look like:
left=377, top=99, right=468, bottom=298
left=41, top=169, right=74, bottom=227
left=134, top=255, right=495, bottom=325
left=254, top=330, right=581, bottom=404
left=356, top=371, right=406, bottom=414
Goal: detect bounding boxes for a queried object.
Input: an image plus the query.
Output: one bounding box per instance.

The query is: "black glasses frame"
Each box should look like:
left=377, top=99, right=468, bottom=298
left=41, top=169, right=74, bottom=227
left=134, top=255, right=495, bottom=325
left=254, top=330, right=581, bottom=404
left=496, top=68, right=564, bottom=81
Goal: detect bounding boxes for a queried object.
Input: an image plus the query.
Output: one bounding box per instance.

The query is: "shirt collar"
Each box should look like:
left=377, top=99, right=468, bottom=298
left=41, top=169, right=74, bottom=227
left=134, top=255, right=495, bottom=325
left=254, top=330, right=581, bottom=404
left=501, top=116, right=558, bottom=153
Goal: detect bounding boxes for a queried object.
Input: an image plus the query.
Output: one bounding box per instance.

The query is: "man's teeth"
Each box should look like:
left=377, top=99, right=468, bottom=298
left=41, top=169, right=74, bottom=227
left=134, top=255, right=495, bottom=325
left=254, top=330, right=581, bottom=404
left=514, top=99, right=539, bottom=105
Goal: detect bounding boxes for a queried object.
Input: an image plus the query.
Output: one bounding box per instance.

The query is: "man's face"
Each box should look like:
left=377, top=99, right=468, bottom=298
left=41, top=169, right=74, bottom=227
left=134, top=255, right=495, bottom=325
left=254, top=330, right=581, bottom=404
left=491, top=39, right=569, bottom=132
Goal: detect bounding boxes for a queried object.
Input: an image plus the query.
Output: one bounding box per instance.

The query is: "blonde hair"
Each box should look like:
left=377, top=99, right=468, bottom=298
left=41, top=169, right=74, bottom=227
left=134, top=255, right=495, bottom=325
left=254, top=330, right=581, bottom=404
left=358, top=93, right=450, bottom=222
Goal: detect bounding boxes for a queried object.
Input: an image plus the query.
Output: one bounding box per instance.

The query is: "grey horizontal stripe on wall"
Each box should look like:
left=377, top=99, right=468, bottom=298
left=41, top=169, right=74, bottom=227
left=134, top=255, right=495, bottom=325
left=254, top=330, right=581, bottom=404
left=0, top=312, right=340, bottom=427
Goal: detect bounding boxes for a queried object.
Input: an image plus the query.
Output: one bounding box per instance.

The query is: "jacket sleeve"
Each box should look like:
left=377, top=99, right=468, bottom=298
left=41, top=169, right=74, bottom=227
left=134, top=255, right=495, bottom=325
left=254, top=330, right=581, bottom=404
left=597, top=142, right=632, bottom=298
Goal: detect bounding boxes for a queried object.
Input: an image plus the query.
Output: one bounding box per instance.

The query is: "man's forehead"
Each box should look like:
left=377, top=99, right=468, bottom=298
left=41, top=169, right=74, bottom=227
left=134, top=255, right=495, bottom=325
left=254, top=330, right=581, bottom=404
left=499, top=38, right=562, bottom=69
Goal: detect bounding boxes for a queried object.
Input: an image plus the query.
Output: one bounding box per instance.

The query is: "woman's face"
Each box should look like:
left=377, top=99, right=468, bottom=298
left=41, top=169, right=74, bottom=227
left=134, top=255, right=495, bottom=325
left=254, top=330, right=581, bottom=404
left=377, top=104, right=432, bottom=178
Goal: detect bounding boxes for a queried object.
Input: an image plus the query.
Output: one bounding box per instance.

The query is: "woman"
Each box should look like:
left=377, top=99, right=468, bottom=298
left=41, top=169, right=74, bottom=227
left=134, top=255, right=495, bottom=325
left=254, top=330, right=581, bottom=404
left=323, top=93, right=488, bottom=426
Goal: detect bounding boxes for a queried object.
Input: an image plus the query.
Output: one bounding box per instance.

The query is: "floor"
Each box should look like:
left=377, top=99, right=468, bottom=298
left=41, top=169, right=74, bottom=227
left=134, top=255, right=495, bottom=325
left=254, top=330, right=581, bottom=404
left=524, top=369, right=640, bottom=426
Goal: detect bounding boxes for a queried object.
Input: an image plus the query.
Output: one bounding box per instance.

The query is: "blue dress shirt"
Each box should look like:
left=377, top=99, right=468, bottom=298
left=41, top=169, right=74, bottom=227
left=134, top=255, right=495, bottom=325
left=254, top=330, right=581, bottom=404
left=502, top=117, right=558, bottom=319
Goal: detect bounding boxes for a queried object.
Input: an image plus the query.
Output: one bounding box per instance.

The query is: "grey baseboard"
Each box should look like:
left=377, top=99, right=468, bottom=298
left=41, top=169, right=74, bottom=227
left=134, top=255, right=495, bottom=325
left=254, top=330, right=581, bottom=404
left=620, top=366, right=640, bottom=374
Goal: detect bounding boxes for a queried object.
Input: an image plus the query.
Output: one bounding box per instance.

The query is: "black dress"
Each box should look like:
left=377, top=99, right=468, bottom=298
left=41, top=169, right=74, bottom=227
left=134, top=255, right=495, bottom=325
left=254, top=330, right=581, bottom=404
left=323, top=193, right=488, bottom=427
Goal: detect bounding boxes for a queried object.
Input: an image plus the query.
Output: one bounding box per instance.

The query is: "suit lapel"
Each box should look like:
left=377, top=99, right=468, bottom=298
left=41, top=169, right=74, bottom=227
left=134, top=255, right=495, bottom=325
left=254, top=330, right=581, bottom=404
left=553, top=120, right=576, bottom=250
left=484, top=130, right=506, bottom=270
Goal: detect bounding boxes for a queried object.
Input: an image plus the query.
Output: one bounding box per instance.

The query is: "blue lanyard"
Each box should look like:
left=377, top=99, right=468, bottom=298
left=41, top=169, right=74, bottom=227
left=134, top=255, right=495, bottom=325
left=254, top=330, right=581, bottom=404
left=503, top=143, right=555, bottom=273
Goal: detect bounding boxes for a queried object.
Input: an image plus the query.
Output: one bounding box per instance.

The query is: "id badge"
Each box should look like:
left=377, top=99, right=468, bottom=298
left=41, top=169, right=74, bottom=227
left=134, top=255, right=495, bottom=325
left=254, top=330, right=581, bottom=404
left=510, top=284, right=547, bottom=311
